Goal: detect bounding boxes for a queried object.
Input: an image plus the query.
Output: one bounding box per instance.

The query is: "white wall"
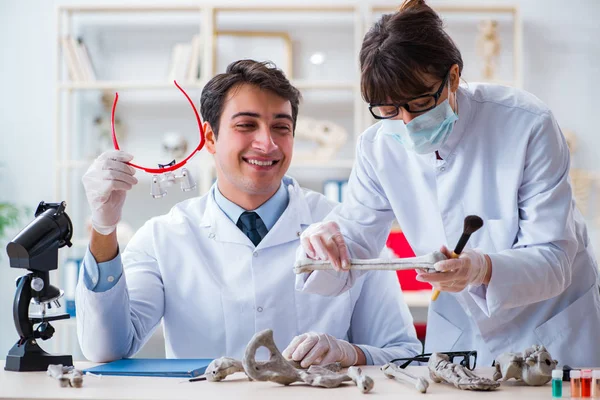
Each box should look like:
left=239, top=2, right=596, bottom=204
left=1, top=0, right=599, bottom=359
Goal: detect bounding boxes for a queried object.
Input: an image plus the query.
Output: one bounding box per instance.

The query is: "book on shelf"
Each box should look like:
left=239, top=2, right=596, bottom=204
left=61, top=36, right=82, bottom=81
left=76, top=37, right=96, bottom=81
left=323, top=179, right=349, bottom=203
left=167, top=34, right=201, bottom=82
left=187, top=34, right=202, bottom=81
left=61, top=35, right=96, bottom=82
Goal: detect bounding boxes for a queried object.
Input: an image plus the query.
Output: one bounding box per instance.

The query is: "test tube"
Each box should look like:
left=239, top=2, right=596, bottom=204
left=572, top=370, right=582, bottom=398
left=552, top=369, right=563, bottom=398
left=582, top=369, right=592, bottom=397
left=592, top=370, right=600, bottom=398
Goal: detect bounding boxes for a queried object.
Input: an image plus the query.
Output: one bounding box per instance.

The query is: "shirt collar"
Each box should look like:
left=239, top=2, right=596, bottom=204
left=213, top=181, right=289, bottom=231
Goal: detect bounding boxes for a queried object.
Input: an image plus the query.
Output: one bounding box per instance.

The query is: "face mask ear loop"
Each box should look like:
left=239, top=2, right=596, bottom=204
left=449, top=78, right=458, bottom=116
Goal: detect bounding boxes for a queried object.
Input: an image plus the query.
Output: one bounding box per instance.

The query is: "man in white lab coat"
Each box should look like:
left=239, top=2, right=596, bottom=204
left=297, top=1, right=600, bottom=367
left=77, top=59, right=421, bottom=366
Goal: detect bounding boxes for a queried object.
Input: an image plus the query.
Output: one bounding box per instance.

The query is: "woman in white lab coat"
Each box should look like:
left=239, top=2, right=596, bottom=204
left=297, top=0, right=600, bottom=367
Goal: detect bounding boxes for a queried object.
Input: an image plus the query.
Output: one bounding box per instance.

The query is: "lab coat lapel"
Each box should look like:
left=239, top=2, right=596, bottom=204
left=258, top=179, right=313, bottom=249
left=199, top=186, right=254, bottom=247
left=198, top=179, right=312, bottom=248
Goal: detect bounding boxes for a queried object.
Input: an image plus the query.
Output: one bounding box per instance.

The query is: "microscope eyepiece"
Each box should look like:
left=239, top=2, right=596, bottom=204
left=6, top=201, right=73, bottom=271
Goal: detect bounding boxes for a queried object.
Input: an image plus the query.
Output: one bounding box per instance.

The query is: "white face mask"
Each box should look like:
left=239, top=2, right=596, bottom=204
left=379, top=93, right=458, bottom=155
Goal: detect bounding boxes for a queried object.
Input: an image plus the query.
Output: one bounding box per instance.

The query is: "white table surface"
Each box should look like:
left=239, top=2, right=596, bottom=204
left=0, top=362, right=562, bottom=400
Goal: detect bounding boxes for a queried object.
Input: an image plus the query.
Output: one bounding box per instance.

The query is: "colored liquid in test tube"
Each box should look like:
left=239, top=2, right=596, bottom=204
left=572, top=370, right=582, bottom=398
left=582, top=369, right=592, bottom=397
left=552, top=369, right=563, bottom=398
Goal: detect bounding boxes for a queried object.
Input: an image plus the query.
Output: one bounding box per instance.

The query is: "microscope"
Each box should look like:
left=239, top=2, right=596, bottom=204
left=5, top=201, right=74, bottom=372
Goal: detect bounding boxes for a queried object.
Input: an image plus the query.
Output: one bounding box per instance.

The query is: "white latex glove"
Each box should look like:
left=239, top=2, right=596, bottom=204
left=82, top=150, right=138, bottom=235
left=416, top=247, right=489, bottom=292
left=282, top=332, right=358, bottom=368
left=300, top=221, right=350, bottom=271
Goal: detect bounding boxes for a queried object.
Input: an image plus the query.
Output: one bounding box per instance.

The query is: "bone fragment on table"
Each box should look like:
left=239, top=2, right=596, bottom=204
left=69, top=370, right=84, bottom=388
left=288, top=359, right=343, bottom=372
left=205, top=357, right=246, bottom=382
left=242, top=329, right=374, bottom=393
left=298, top=365, right=352, bottom=388
left=47, top=364, right=70, bottom=388
left=297, top=365, right=374, bottom=393
left=207, top=356, right=342, bottom=383
left=347, top=366, right=375, bottom=393
left=46, top=364, right=83, bottom=388
left=294, top=251, right=446, bottom=274
left=381, top=363, right=429, bottom=393
left=492, top=345, right=558, bottom=386
left=428, top=353, right=500, bottom=391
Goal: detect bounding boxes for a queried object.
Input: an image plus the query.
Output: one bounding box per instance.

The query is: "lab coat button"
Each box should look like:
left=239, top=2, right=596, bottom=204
left=208, top=233, right=215, bottom=239
left=107, top=275, right=114, bottom=283
left=439, top=167, right=446, bottom=172
left=257, top=307, right=263, bottom=312
left=253, top=251, right=258, bottom=257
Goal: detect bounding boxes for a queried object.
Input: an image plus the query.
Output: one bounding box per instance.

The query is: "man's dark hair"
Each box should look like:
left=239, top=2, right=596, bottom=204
left=359, top=0, right=463, bottom=105
left=200, top=60, right=301, bottom=137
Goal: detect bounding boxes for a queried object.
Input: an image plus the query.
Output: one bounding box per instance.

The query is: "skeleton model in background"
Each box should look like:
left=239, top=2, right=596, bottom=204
left=493, top=345, right=558, bottom=386
left=94, top=91, right=125, bottom=157
left=477, top=19, right=501, bottom=81
left=293, top=117, right=347, bottom=163
left=161, top=131, right=189, bottom=160
left=428, top=353, right=500, bottom=391
left=206, top=329, right=374, bottom=393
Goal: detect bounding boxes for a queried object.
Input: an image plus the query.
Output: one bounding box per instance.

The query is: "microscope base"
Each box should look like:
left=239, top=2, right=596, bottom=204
left=5, top=339, right=73, bottom=372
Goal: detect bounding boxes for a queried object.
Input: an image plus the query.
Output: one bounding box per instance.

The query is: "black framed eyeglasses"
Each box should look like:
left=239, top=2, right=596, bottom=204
left=369, top=70, right=450, bottom=119
left=390, top=350, right=477, bottom=370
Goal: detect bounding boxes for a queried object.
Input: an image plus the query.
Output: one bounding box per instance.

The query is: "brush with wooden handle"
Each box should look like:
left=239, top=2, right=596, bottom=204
left=431, top=215, right=484, bottom=301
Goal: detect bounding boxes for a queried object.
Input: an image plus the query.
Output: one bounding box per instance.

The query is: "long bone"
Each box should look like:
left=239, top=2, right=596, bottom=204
left=381, top=363, right=429, bottom=393
left=347, top=366, right=375, bottom=393
left=294, top=251, right=446, bottom=274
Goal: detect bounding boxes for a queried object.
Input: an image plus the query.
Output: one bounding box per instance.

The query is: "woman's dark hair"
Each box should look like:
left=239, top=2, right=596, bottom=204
left=200, top=59, right=301, bottom=137
left=359, top=0, right=463, bottom=105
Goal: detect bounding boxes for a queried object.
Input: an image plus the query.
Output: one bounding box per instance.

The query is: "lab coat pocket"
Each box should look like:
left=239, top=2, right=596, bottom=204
left=535, top=284, right=600, bottom=366
left=424, top=309, right=463, bottom=353
left=475, top=217, right=519, bottom=253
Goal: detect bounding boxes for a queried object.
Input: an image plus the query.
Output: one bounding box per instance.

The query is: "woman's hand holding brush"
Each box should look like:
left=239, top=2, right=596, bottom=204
left=417, top=215, right=488, bottom=299
left=416, top=247, right=491, bottom=292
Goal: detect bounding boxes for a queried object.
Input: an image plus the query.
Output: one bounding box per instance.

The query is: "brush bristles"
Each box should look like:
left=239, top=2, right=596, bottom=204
left=463, top=215, right=484, bottom=235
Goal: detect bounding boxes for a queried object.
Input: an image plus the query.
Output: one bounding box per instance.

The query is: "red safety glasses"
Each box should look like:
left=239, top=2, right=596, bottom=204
left=111, top=81, right=205, bottom=174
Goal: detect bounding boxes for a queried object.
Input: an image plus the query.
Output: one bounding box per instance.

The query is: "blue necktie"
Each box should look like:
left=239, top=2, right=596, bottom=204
left=237, top=211, right=266, bottom=246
